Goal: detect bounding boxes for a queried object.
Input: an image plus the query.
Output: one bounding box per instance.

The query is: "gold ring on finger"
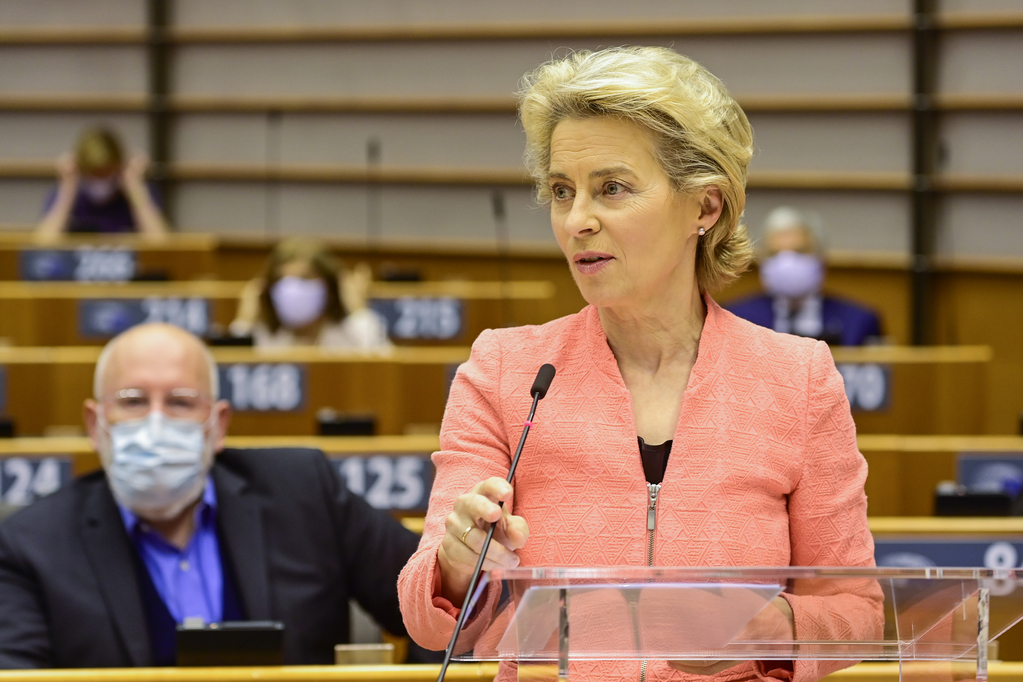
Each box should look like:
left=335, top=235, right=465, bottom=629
left=460, top=525, right=473, bottom=544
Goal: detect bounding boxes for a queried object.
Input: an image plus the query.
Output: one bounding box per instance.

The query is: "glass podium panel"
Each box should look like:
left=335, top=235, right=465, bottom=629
left=447, top=567, right=1023, bottom=681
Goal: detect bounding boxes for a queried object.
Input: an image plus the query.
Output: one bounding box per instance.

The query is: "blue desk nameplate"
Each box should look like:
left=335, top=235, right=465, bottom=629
left=0, top=456, right=73, bottom=507
left=78, top=297, right=210, bottom=339
left=836, top=363, right=891, bottom=412
left=370, top=297, right=463, bottom=340
left=958, top=452, right=1023, bottom=491
left=21, top=248, right=136, bottom=282
left=331, top=453, right=434, bottom=512
left=876, top=538, right=1023, bottom=573
left=217, top=363, right=306, bottom=412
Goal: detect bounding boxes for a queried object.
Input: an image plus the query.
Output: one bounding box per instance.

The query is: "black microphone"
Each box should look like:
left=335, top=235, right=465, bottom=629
left=531, top=363, right=556, bottom=399
left=436, top=363, right=556, bottom=682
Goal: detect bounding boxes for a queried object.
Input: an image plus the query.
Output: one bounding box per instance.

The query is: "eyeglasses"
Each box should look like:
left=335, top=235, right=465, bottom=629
left=102, top=388, right=213, bottom=421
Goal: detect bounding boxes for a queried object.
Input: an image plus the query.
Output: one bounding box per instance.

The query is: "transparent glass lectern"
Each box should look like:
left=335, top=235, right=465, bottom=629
left=449, top=567, right=1023, bottom=681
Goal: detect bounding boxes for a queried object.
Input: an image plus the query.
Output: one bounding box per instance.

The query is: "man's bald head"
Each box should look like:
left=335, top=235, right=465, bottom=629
left=93, top=323, right=219, bottom=401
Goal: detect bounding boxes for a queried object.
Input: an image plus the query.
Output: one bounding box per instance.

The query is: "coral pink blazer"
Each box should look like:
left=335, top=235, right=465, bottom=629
left=399, top=298, right=882, bottom=682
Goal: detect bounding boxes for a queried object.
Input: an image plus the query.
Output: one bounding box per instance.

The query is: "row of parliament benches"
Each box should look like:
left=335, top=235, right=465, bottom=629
left=2, top=432, right=1022, bottom=522
left=0, top=344, right=993, bottom=438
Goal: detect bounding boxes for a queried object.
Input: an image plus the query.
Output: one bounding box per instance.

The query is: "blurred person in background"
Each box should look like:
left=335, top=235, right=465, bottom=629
left=0, top=324, right=423, bottom=667
left=230, top=238, right=391, bottom=350
left=726, top=206, right=882, bottom=346
left=35, top=126, right=170, bottom=240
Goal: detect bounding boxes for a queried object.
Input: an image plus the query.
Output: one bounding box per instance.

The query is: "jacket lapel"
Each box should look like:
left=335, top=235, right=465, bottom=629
left=79, top=479, right=151, bottom=666
left=213, top=459, right=271, bottom=620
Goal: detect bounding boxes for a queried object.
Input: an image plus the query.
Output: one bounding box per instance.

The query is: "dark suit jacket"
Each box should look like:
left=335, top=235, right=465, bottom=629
left=724, top=293, right=883, bottom=346
left=0, top=448, right=420, bottom=668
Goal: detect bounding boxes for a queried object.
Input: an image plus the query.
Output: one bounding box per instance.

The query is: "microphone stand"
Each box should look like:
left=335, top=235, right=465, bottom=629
left=435, top=389, right=543, bottom=682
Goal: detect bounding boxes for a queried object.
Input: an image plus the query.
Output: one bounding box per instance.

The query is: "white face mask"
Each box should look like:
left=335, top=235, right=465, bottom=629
left=82, top=177, right=120, bottom=204
left=760, top=250, right=825, bottom=300
left=270, top=276, right=329, bottom=329
left=99, top=411, right=215, bottom=521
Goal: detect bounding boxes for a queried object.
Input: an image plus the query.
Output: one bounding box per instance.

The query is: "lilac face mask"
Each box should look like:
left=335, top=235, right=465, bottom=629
left=759, top=250, right=824, bottom=300
left=270, top=276, right=329, bottom=329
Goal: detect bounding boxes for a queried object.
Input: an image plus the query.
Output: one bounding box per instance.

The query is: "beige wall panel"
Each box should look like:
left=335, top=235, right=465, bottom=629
left=272, top=184, right=367, bottom=238
left=657, top=34, right=911, bottom=96
left=745, top=189, right=912, bottom=254
left=748, top=112, right=910, bottom=173
left=172, top=114, right=269, bottom=164
left=0, top=0, right=144, bottom=26
left=0, top=46, right=146, bottom=95
left=172, top=34, right=910, bottom=98
left=174, top=181, right=553, bottom=244
left=278, top=113, right=525, bottom=167
left=937, top=195, right=1023, bottom=259
left=939, top=32, right=1023, bottom=93
left=172, top=113, right=527, bottom=167
left=941, top=113, right=1023, bottom=176
left=0, top=180, right=53, bottom=226
left=173, top=0, right=909, bottom=26
left=175, top=182, right=273, bottom=234
left=941, top=0, right=1023, bottom=10
left=373, top=185, right=553, bottom=244
left=0, top=113, right=147, bottom=160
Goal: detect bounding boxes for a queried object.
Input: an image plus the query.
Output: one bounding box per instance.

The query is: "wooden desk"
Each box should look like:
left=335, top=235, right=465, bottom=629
left=0, top=280, right=556, bottom=347
left=860, top=435, right=1023, bottom=516
left=829, top=345, right=992, bottom=435
left=0, top=233, right=219, bottom=282
left=0, top=347, right=467, bottom=437
left=0, top=660, right=1019, bottom=680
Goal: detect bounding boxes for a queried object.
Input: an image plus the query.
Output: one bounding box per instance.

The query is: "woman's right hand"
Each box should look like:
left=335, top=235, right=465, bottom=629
left=437, top=477, right=530, bottom=605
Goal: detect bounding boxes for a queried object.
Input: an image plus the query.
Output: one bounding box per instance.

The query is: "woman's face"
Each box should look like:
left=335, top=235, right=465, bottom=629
left=548, top=116, right=720, bottom=312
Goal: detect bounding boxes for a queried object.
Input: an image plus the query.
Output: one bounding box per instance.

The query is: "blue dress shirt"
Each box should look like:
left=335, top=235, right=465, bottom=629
left=117, top=477, right=224, bottom=625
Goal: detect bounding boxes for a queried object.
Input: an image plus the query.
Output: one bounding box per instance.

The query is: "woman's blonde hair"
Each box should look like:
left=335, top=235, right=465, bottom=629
left=75, top=126, right=124, bottom=176
left=519, top=46, right=754, bottom=292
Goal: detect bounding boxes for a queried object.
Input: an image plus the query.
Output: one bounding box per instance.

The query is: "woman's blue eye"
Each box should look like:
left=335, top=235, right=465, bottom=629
left=553, top=186, right=570, bottom=199
left=606, top=182, right=623, bottom=195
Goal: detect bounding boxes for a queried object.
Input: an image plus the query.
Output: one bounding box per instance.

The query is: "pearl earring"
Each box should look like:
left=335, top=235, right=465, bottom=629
left=698, top=228, right=706, bottom=236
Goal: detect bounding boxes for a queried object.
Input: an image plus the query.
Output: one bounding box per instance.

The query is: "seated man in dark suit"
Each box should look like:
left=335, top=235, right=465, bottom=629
left=726, top=206, right=883, bottom=346
left=0, top=323, right=422, bottom=668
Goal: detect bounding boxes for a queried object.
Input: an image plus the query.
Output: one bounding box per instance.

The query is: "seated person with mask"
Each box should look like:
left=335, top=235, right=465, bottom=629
left=35, top=126, right=169, bottom=240
left=0, top=323, right=419, bottom=668
left=229, top=238, right=391, bottom=350
left=726, top=206, right=883, bottom=346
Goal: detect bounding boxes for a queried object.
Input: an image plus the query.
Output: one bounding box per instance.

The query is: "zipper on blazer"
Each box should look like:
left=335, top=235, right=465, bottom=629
left=646, top=482, right=661, bottom=566
left=640, top=482, right=662, bottom=682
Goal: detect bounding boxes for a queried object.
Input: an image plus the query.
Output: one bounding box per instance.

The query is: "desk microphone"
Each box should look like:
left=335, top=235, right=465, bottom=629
left=436, top=363, right=556, bottom=682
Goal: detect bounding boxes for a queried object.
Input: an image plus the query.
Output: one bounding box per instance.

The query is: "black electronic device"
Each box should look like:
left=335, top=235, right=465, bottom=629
left=934, top=482, right=1023, bottom=516
left=175, top=621, right=285, bottom=666
left=317, top=409, right=376, bottom=436
left=207, top=335, right=255, bottom=347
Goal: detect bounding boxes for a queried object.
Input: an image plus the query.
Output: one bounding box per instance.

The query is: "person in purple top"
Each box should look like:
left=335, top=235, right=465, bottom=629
left=35, top=126, right=169, bottom=239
